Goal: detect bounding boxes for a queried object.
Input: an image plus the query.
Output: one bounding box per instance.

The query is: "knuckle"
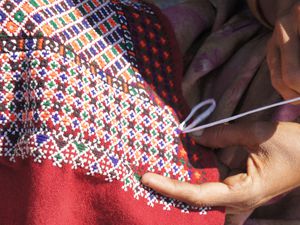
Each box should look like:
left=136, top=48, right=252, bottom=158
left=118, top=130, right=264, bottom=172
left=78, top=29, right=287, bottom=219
left=171, top=182, right=200, bottom=205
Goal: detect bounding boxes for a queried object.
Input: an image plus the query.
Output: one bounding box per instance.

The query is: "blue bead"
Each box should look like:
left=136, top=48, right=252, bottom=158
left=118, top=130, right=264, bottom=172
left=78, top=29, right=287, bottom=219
left=0, top=10, right=7, bottom=23
left=33, top=13, right=43, bottom=23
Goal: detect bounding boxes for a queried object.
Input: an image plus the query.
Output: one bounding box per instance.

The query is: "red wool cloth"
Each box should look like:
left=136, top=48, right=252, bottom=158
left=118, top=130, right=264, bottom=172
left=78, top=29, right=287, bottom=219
left=0, top=0, right=225, bottom=224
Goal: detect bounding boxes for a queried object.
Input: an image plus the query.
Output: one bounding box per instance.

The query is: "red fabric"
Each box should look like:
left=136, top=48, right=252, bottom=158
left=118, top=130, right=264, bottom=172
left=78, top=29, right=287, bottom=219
left=0, top=1, right=225, bottom=225
left=0, top=158, right=224, bottom=225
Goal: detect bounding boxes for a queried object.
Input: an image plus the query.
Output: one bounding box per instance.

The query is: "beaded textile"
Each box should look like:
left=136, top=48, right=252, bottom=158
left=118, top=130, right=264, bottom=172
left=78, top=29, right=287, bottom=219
left=0, top=0, right=223, bottom=223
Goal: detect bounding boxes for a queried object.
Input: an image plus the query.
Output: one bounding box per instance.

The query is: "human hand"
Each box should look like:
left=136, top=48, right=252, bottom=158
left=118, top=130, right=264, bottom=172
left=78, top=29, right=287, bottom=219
left=141, top=122, right=300, bottom=216
left=267, top=2, right=300, bottom=104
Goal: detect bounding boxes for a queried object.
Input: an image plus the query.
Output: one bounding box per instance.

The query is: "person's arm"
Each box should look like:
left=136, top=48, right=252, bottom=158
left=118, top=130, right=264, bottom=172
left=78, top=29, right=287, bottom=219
left=142, top=121, right=300, bottom=214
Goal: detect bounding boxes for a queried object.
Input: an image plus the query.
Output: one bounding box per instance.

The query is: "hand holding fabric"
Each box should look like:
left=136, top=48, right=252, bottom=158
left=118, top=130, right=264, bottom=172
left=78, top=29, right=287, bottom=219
left=141, top=122, right=300, bottom=215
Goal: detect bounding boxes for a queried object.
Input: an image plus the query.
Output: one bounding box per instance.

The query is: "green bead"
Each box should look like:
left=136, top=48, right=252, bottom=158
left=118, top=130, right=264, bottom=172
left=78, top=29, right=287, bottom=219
left=29, top=0, right=39, bottom=8
left=14, top=10, right=25, bottom=22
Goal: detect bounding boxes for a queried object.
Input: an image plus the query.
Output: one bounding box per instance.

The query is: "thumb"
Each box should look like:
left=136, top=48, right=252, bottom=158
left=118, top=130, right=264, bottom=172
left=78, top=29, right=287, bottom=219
left=190, top=122, right=276, bottom=149
left=141, top=172, right=254, bottom=208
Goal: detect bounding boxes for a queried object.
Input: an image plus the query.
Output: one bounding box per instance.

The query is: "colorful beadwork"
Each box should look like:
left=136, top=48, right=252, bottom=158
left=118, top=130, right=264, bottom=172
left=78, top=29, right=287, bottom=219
left=0, top=0, right=218, bottom=215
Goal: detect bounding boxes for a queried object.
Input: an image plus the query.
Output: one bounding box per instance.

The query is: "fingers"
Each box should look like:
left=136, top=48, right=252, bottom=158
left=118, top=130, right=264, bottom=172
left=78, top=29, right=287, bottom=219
left=191, top=124, right=251, bottom=149
left=141, top=173, right=229, bottom=207
left=141, top=172, right=256, bottom=209
left=267, top=11, right=300, bottom=103
left=142, top=173, right=229, bottom=206
left=267, top=36, right=300, bottom=100
left=275, top=16, right=300, bottom=94
left=191, top=122, right=276, bottom=149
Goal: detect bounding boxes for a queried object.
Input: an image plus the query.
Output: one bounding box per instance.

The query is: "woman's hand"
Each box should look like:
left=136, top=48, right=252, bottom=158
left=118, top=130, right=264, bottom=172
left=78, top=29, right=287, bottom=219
left=141, top=122, right=300, bottom=215
left=267, top=2, right=300, bottom=104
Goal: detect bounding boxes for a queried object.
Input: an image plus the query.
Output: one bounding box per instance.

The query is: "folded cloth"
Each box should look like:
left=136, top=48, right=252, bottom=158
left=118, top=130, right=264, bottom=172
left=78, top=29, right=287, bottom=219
left=0, top=0, right=224, bottom=224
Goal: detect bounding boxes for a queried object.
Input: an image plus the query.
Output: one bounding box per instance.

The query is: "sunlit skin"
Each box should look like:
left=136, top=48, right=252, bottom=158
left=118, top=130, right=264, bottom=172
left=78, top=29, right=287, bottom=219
left=267, top=2, right=300, bottom=104
left=142, top=1, right=300, bottom=225
left=142, top=122, right=300, bottom=221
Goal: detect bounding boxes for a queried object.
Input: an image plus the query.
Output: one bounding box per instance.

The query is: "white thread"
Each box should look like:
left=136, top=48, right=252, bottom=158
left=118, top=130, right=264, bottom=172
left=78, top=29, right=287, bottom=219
left=178, top=99, right=216, bottom=131
left=179, top=97, right=300, bottom=134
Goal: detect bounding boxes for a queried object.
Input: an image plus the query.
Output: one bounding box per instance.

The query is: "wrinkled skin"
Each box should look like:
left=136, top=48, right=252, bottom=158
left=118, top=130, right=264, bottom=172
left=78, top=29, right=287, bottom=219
left=145, top=0, right=300, bottom=224
left=142, top=122, right=300, bottom=224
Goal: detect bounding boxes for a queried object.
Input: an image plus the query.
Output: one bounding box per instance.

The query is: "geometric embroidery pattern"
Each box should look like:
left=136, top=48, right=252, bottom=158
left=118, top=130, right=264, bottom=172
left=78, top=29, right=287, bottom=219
left=0, top=0, right=141, bottom=85
left=0, top=0, right=218, bottom=215
left=0, top=40, right=208, bottom=213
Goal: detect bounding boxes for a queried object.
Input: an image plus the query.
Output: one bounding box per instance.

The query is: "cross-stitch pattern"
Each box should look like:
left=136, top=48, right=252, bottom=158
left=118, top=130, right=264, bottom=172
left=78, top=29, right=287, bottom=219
left=0, top=0, right=220, bottom=216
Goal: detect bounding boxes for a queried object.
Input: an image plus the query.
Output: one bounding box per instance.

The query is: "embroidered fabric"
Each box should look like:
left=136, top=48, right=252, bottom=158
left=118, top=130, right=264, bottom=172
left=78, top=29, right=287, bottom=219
left=0, top=1, right=224, bottom=224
